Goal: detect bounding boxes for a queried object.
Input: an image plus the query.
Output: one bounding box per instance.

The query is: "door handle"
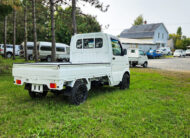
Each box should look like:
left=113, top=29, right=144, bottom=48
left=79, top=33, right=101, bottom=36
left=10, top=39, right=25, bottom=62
left=113, top=57, right=115, bottom=60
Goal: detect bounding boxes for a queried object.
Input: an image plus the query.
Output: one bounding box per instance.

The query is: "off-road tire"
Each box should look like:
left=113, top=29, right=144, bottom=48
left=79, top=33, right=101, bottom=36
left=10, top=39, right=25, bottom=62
left=69, top=81, right=88, bottom=105
left=143, top=62, right=148, bottom=68
left=120, top=73, right=130, bottom=90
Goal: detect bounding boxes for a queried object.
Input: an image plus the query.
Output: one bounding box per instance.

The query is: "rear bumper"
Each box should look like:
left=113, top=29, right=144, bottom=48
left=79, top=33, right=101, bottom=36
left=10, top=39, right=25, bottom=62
left=13, top=76, right=64, bottom=90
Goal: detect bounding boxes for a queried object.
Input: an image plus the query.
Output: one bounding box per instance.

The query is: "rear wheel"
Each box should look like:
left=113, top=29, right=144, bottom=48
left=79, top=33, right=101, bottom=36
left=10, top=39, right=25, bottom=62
left=143, top=62, right=148, bottom=68
left=28, top=90, right=48, bottom=98
left=28, top=55, right=33, bottom=60
left=47, top=56, right=51, bottom=62
left=69, top=81, right=88, bottom=105
left=120, top=73, right=130, bottom=90
left=7, top=52, right=12, bottom=58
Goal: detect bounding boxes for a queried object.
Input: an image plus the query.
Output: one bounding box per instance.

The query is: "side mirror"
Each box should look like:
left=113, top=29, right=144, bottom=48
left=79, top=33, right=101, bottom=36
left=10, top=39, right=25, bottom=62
left=123, top=49, right=127, bottom=55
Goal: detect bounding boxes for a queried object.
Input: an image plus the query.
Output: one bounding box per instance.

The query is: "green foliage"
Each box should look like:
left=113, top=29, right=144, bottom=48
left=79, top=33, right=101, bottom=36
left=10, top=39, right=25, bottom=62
left=0, top=4, right=12, bottom=18
left=0, top=61, right=190, bottom=137
left=133, top=15, right=144, bottom=26
left=176, top=26, right=182, bottom=37
left=0, top=3, right=101, bottom=45
left=55, top=7, right=101, bottom=44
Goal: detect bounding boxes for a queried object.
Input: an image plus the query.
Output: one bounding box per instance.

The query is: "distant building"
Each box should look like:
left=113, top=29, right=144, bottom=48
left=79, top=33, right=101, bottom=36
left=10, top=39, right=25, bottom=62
left=120, top=23, right=169, bottom=52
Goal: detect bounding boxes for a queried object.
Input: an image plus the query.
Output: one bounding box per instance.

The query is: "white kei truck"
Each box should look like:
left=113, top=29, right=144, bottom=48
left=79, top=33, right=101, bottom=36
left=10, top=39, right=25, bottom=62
left=127, top=48, right=148, bottom=68
left=12, top=33, right=130, bottom=105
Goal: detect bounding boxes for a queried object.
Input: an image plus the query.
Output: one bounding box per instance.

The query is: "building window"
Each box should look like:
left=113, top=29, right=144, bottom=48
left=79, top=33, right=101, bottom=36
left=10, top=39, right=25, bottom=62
left=158, top=33, right=160, bottom=39
left=162, top=33, right=164, bottom=39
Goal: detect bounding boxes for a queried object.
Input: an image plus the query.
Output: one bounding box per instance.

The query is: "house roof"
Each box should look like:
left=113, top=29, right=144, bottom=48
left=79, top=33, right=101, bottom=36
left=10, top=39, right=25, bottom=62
left=120, top=23, right=167, bottom=39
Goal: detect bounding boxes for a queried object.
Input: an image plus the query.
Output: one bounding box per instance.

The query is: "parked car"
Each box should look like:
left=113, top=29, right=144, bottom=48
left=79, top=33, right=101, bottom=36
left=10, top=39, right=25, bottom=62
left=185, top=49, right=190, bottom=56
left=0, top=44, right=21, bottom=58
left=173, top=49, right=185, bottom=57
left=157, top=47, right=172, bottom=55
left=38, top=42, right=70, bottom=62
left=12, top=32, right=130, bottom=105
left=127, top=48, right=148, bottom=68
left=147, top=49, right=162, bottom=59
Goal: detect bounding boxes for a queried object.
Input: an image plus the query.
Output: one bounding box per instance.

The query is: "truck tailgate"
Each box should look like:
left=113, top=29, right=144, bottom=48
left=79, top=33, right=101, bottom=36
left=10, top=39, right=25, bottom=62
left=12, top=63, right=64, bottom=80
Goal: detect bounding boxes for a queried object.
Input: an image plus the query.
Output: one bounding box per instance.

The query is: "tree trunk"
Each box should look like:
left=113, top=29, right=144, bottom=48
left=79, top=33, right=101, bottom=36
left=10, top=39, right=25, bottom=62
left=13, top=10, right=16, bottom=60
left=32, top=0, right=38, bottom=62
left=4, top=16, right=7, bottom=58
left=50, top=0, right=56, bottom=62
left=24, top=3, right=28, bottom=61
left=72, top=0, right=77, bottom=35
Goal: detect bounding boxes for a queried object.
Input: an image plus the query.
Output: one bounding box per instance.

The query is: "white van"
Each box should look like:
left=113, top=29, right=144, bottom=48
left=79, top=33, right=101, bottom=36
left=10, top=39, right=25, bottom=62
left=0, top=44, right=21, bottom=58
left=20, top=42, right=70, bottom=61
left=20, top=42, right=34, bottom=60
left=38, top=42, right=70, bottom=62
left=127, top=48, right=148, bottom=68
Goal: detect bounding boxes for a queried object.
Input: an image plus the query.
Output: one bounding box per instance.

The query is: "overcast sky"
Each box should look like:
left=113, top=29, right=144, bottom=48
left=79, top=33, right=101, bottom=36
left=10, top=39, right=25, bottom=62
left=76, top=0, right=190, bottom=37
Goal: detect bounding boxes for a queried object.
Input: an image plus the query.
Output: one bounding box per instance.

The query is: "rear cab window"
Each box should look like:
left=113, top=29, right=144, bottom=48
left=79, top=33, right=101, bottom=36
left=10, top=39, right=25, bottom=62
left=76, top=38, right=103, bottom=49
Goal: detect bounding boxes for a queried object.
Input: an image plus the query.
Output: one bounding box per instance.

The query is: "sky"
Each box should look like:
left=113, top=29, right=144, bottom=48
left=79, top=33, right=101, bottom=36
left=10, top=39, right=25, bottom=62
left=76, top=0, right=190, bottom=37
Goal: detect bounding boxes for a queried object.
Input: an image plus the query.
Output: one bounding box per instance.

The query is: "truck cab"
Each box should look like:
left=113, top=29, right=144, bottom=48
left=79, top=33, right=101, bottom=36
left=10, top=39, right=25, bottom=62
left=12, top=33, right=130, bottom=105
left=127, top=48, right=148, bottom=68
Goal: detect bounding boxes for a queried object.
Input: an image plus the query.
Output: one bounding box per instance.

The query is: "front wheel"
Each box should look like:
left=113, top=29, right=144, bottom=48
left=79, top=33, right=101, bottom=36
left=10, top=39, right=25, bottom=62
left=143, top=62, right=148, bottom=68
left=69, top=81, right=88, bottom=105
left=120, top=73, right=130, bottom=90
left=28, top=90, right=48, bottom=98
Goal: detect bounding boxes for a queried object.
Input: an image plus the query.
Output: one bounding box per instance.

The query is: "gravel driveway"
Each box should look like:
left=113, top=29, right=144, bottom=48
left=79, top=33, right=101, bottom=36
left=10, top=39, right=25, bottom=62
left=148, top=56, right=190, bottom=72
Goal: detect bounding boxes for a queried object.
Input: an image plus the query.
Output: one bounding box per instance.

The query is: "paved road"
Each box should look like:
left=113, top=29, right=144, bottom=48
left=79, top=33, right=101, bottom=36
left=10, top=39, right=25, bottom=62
left=148, top=56, right=190, bottom=72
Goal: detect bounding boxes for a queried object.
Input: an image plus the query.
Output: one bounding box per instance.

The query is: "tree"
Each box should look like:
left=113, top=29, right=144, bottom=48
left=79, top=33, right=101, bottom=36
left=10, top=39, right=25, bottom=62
left=32, top=0, right=38, bottom=62
left=49, top=0, right=56, bottom=62
left=72, top=0, right=77, bottom=34
left=133, top=15, right=144, bottom=26
left=23, top=0, right=28, bottom=61
left=177, top=26, right=182, bottom=39
left=12, top=9, right=16, bottom=60
left=71, top=0, right=109, bottom=34
left=55, top=7, right=101, bottom=44
left=0, top=2, right=12, bottom=58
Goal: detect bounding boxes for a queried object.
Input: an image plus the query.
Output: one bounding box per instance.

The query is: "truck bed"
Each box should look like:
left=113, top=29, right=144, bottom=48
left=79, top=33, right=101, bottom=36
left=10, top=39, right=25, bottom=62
left=13, top=62, right=111, bottom=89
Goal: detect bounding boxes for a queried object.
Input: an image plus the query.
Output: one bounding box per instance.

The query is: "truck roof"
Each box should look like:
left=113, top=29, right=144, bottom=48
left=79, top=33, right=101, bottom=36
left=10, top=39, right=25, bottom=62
left=74, top=32, right=119, bottom=40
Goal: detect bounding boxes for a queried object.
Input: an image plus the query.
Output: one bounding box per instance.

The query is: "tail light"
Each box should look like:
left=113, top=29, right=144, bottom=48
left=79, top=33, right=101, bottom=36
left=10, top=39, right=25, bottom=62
left=50, top=83, right=57, bottom=88
left=16, top=80, right=21, bottom=85
left=0, top=49, right=3, bottom=51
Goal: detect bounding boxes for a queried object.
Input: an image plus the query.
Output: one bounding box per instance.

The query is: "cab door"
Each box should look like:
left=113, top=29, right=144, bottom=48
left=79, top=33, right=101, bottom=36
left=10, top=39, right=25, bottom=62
left=138, top=50, right=147, bottom=65
left=111, top=38, right=128, bottom=85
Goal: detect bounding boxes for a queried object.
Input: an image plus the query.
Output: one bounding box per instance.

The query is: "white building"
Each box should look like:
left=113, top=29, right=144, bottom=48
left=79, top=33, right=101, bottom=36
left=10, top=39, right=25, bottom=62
left=120, top=23, right=169, bottom=52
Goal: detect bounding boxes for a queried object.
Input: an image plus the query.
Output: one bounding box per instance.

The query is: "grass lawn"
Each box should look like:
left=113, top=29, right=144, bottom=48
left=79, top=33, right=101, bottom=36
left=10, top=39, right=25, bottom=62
left=0, top=58, right=190, bottom=137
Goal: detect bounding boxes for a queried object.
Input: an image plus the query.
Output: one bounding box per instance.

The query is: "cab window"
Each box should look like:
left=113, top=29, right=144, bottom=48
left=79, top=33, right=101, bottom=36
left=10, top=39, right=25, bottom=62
left=111, top=38, right=122, bottom=56
left=139, top=50, right=145, bottom=56
left=83, top=39, right=94, bottom=49
left=76, top=39, right=82, bottom=49
left=95, top=38, right=103, bottom=48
